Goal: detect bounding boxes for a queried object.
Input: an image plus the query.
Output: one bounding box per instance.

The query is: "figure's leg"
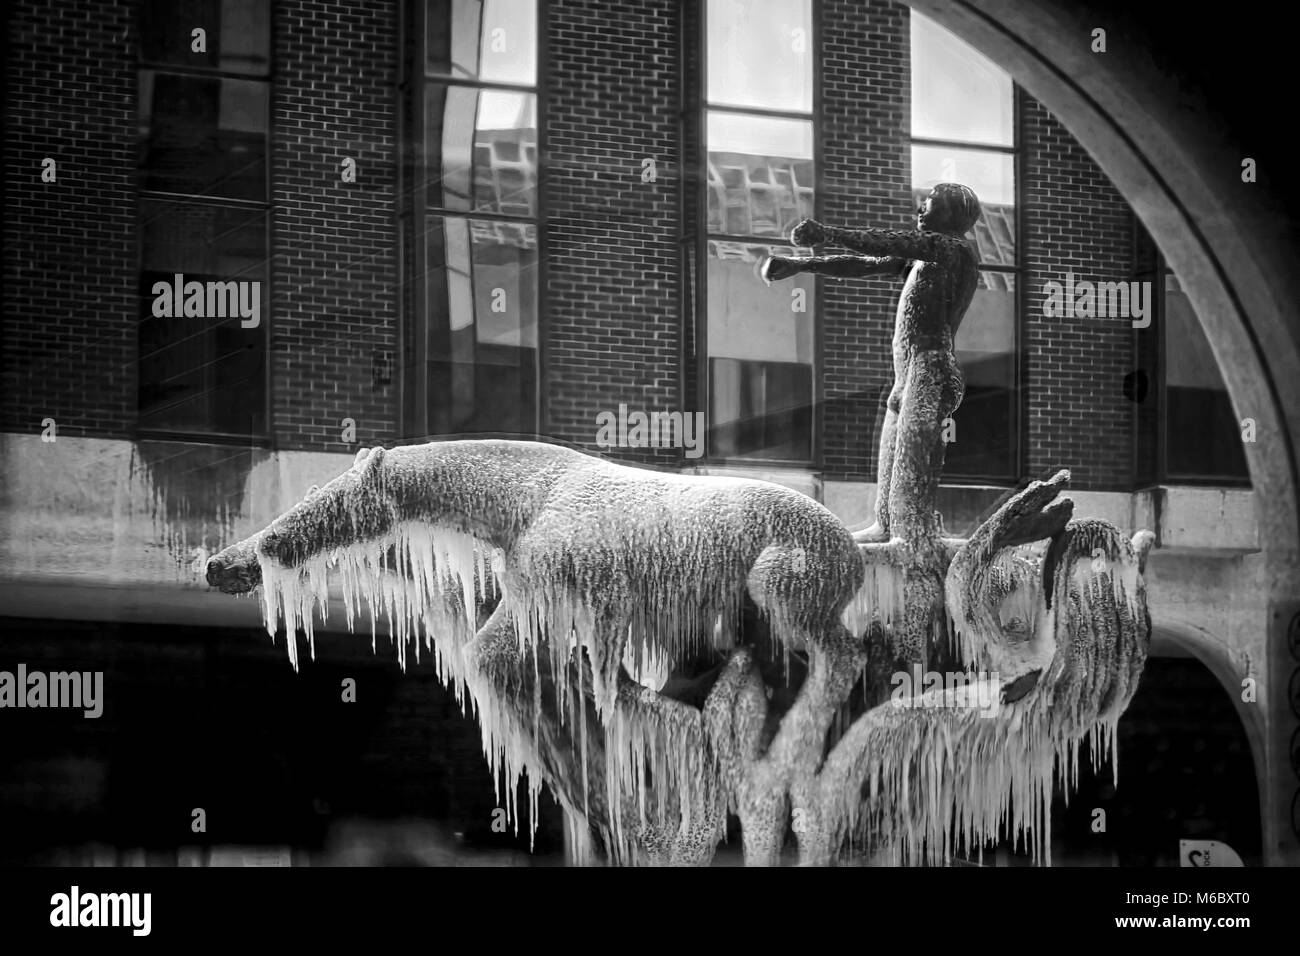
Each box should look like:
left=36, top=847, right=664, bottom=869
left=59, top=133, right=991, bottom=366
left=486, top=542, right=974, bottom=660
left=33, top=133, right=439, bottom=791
left=882, top=352, right=964, bottom=663
left=851, top=388, right=900, bottom=544
left=886, top=351, right=962, bottom=541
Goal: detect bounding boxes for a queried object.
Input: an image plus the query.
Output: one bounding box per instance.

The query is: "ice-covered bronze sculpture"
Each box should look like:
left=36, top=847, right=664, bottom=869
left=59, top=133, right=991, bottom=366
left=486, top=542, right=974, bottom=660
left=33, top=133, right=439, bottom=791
left=205, top=172, right=1147, bottom=870
left=208, top=437, right=1152, bottom=866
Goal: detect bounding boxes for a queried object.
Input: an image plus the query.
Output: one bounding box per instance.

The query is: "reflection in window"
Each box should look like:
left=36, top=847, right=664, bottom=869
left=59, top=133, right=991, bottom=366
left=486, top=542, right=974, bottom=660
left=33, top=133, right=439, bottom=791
left=707, top=242, right=814, bottom=459
left=706, top=0, right=812, bottom=113
left=424, top=218, right=538, bottom=436
left=139, top=0, right=270, bottom=76
left=911, top=10, right=1018, bottom=479
left=405, top=0, right=539, bottom=439
left=138, top=201, right=267, bottom=435
left=1164, top=274, right=1249, bottom=480
left=911, top=13, right=1012, bottom=146
left=136, top=0, right=270, bottom=439
left=428, top=0, right=536, bottom=84
left=947, top=272, right=1016, bottom=478
left=139, top=70, right=268, bottom=201
left=704, top=0, right=815, bottom=462
left=425, top=86, right=536, bottom=216
left=707, top=112, right=814, bottom=239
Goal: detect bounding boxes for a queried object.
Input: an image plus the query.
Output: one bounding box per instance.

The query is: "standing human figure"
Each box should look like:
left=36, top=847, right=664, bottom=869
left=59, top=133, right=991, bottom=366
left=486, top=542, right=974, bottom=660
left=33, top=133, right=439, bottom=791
left=761, top=183, right=981, bottom=544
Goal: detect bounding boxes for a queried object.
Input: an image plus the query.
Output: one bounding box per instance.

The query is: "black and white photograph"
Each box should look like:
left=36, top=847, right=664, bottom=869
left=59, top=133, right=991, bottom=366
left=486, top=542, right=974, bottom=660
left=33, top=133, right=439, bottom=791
left=1, top=0, right=1295, bottom=937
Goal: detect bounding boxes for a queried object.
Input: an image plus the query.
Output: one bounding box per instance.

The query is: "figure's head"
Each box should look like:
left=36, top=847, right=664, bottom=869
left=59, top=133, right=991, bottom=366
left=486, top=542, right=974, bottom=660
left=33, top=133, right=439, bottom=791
left=917, top=182, right=981, bottom=235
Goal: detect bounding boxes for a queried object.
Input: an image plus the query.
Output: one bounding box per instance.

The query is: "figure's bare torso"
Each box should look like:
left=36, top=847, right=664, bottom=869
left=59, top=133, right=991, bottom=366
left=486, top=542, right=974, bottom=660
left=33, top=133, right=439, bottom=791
left=892, top=237, right=979, bottom=382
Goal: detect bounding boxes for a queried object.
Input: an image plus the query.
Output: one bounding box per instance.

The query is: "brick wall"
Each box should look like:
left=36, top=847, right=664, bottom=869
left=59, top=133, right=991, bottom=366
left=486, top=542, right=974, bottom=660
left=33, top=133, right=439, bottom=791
left=1021, top=93, right=1134, bottom=489
left=2, top=0, right=137, bottom=438
left=541, top=0, right=683, bottom=464
left=819, top=0, right=912, bottom=481
left=1, top=0, right=1142, bottom=489
left=271, top=0, right=401, bottom=451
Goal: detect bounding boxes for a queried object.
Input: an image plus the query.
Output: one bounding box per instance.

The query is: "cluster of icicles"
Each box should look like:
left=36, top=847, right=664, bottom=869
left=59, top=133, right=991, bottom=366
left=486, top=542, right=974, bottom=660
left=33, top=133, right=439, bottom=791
left=254, top=514, right=1146, bottom=865
left=824, top=685, right=1124, bottom=866
left=256, top=518, right=732, bottom=858
left=842, top=522, right=1147, bottom=867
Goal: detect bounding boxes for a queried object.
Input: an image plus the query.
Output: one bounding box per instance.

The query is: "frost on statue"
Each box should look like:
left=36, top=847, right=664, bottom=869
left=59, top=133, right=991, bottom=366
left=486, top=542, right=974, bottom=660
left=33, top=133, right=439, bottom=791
left=204, top=187, right=1150, bottom=866
left=207, top=434, right=1153, bottom=865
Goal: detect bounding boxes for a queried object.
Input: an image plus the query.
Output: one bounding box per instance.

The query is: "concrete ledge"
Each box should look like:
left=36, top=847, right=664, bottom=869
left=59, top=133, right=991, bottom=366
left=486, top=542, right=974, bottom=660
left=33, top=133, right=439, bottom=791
left=1133, top=486, right=1258, bottom=553
left=682, top=464, right=821, bottom=501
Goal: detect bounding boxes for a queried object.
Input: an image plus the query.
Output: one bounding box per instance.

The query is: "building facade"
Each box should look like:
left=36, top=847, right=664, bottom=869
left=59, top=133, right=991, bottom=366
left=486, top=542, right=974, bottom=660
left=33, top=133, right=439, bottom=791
left=2, top=0, right=1286, bottom=865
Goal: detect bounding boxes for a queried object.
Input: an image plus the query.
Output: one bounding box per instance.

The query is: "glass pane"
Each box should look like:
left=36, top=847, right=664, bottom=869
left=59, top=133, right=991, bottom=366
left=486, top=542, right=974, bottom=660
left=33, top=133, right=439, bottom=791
left=707, top=242, right=813, bottom=460
left=139, top=0, right=270, bottom=76
left=138, top=200, right=267, bottom=435
left=911, top=11, right=1012, bottom=146
left=706, top=0, right=812, bottom=112
left=947, top=271, right=1016, bottom=478
left=427, top=0, right=537, bottom=85
left=139, top=70, right=268, bottom=201
left=426, top=85, right=537, bottom=216
left=707, top=112, right=814, bottom=238
left=912, top=145, right=1014, bottom=265
left=423, top=217, right=538, bottom=436
left=1164, top=273, right=1249, bottom=480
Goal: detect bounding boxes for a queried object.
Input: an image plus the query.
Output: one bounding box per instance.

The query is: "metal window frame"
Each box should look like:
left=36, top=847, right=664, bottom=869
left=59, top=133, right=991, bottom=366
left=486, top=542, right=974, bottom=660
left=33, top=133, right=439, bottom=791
left=696, top=0, right=821, bottom=469
left=401, top=0, right=544, bottom=443
left=134, top=7, right=275, bottom=448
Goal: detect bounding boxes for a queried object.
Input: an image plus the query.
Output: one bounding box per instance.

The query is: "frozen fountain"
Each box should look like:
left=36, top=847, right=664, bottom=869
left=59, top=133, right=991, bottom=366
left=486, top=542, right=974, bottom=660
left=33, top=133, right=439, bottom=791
left=206, top=196, right=1153, bottom=865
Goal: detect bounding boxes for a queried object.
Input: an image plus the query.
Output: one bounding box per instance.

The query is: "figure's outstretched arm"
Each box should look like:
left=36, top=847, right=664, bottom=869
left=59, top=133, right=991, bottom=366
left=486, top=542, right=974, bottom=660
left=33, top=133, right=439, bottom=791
left=762, top=253, right=908, bottom=283
left=796, top=255, right=908, bottom=278
left=793, top=219, right=961, bottom=262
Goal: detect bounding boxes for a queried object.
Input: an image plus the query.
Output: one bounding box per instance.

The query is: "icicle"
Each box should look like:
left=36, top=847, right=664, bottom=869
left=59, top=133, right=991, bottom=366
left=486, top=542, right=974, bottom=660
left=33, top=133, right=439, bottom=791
left=842, top=560, right=904, bottom=637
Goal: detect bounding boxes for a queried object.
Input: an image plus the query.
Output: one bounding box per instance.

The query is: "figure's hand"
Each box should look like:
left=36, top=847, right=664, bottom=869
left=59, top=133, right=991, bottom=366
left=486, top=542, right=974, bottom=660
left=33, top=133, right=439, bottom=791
left=759, top=255, right=799, bottom=284
left=790, top=218, right=825, bottom=247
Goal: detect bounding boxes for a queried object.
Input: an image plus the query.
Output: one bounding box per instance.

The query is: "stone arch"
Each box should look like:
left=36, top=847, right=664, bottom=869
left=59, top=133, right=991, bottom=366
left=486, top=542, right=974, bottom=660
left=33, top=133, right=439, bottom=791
left=906, top=0, right=1300, bottom=861
left=1150, top=622, right=1267, bottom=825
